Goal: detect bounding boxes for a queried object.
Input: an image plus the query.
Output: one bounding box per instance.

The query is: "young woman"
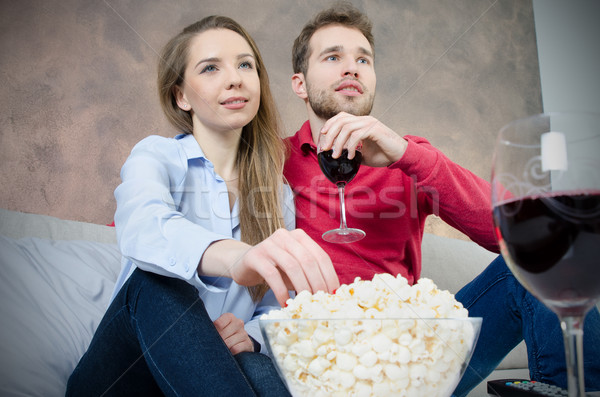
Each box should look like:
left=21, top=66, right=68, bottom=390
left=66, top=16, right=338, bottom=396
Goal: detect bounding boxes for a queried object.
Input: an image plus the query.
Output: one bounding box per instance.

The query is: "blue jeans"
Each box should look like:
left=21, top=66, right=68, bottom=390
left=66, top=269, right=290, bottom=397
left=453, top=256, right=600, bottom=396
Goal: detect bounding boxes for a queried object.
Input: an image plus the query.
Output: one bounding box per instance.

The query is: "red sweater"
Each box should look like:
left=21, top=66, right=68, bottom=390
left=283, top=121, right=499, bottom=285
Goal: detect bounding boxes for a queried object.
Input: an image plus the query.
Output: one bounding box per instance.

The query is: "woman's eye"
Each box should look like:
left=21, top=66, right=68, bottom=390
left=239, top=61, right=253, bottom=69
left=200, top=64, right=217, bottom=73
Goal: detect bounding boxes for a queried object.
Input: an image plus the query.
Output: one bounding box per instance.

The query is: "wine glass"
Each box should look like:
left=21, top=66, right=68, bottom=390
left=491, top=112, right=600, bottom=396
left=316, top=138, right=366, bottom=244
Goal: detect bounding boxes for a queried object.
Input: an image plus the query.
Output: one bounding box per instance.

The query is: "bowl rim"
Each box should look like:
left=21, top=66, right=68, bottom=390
left=259, top=317, right=483, bottom=323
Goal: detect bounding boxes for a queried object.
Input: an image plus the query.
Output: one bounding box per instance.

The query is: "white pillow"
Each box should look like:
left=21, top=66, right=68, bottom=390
left=0, top=235, right=121, bottom=396
left=420, top=232, right=496, bottom=294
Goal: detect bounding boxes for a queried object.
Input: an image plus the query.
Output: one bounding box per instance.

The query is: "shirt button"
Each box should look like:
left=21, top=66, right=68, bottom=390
left=169, top=258, right=176, bottom=267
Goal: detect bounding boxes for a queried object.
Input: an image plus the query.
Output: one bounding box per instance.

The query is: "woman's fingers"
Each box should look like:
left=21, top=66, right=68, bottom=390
left=269, top=229, right=338, bottom=295
left=240, top=229, right=338, bottom=307
left=288, top=229, right=339, bottom=292
left=239, top=245, right=291, bottom=307
left=213, top=313, right=253, bottom=354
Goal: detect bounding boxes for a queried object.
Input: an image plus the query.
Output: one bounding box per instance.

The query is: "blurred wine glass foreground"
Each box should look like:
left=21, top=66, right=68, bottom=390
left=491, top=112, right=600, bottom=396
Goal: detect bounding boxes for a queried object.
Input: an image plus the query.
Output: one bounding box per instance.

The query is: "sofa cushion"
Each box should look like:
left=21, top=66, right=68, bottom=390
left=0, top=208, right=117, bottom=243
left=0, top=235, right=121, bottom=396
left=420, top=232, right=497, bottom=295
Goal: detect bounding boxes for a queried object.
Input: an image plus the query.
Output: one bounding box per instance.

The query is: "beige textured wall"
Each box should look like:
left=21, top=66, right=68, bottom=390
left=0, top=0, right=541, bottom=240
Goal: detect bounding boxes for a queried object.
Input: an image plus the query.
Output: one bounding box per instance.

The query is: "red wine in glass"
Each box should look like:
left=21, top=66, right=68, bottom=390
left=491, top=112, right=600, bottom=396
left=317, top=148, right=365, bottom=243
left=493, top=191, right=600, bottom=317
left=318, top=149, right=362, bottom=185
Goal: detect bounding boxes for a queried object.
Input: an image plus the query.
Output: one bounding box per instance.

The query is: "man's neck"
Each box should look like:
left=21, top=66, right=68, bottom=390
left=306, top=107, right=326, bottom=146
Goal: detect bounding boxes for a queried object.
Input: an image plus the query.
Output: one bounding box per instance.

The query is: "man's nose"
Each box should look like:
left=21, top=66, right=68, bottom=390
left=342, top=59, right=359, bottom=78
left=342, top=59, right=358, bottom=78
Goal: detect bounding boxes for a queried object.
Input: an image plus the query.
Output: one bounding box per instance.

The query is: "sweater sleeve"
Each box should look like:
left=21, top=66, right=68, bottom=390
left=390, top=135, right=499, bottom=253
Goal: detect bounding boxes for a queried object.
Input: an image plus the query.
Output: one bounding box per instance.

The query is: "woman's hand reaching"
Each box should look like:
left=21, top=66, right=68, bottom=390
left=200, top=229, right=339, bottom=307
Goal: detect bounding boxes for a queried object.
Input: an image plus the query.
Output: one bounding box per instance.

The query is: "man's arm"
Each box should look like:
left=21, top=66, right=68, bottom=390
left=317, top=112, right=498, bottom=252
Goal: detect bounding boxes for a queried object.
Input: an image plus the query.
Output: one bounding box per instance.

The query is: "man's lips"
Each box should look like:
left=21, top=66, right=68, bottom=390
left=335, top=80, right=363, bottom=94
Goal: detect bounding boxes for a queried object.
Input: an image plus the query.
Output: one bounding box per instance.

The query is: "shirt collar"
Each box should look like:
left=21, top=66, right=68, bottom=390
left=298, top=120, right=317, bottom=156
left=175, top=133, right=207, bottom=161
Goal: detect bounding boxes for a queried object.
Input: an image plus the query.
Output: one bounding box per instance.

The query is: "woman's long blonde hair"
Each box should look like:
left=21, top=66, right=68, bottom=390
left=157, top=16, right=285, bottom=301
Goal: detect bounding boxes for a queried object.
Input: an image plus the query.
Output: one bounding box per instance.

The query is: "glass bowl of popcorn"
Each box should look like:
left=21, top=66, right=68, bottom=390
left=260, top=317, right=481, bottom=397
left=259, top=274, right=483, bottom=397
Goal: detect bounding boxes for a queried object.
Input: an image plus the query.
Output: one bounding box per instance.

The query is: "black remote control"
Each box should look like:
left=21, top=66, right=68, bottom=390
left=487, top=379, right=600, bottom=396
left=487, top=379, right=568, bottom=396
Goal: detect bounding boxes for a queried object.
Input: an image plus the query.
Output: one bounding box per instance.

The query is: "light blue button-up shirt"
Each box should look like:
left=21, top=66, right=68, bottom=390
left=112, top=133, right=295, bottom=352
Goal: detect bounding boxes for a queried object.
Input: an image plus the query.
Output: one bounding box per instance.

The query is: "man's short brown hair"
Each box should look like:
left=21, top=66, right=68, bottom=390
left=292, top=1, right=374, bottom=76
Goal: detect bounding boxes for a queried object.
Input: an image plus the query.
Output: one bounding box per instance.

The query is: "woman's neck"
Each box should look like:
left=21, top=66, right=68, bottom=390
left=192, top=125, right=241, bottom=212
left=192, top=125, right=241, bottom=181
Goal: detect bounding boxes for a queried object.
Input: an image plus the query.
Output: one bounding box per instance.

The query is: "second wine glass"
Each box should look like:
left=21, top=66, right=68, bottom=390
left=317, top=139, right=365, bottom=244
left=491, top=112, right=600, bottom=396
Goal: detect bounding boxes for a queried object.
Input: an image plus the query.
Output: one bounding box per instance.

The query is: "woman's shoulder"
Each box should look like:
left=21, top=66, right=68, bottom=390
left=129, top=135, right=188, bottom=162
left=131, top=134, right=183, bottom=154
left=123, top=134, right=189, bottom=177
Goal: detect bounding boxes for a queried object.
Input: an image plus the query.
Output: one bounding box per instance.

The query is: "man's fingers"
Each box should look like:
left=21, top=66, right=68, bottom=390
left=322, top=114, right=373, bottom=159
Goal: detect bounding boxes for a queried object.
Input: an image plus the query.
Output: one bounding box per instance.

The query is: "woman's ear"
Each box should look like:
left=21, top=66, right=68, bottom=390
left=291, top=73, right=308, bottom=100
left=174, top=86, right=190, bottom=111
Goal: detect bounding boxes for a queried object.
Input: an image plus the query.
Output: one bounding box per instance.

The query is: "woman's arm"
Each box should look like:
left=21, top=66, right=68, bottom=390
left=201, top=229, right=338, bottom=307
left=117, top=136, right=338, bottom=306
left=115, top=136, right=228, bottom=284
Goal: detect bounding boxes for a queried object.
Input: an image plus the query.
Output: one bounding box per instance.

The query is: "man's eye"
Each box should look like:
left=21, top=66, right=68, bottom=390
left=200, top=65, right=217, bottom=73
left=326, top=55, right=338, bottom=61
left=358, top=58, right=369, bottom=64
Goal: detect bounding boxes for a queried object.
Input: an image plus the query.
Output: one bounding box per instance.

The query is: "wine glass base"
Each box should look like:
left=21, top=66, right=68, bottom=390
left=322, top=228, right=366, bottom=244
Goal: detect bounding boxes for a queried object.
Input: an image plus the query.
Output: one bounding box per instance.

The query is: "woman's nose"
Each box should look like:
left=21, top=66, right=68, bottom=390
left=226, top=67, right=243, bottom=88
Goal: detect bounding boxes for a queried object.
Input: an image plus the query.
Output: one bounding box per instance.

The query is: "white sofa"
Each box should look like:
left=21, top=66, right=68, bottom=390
left=0, top=207, right=528, bottom=396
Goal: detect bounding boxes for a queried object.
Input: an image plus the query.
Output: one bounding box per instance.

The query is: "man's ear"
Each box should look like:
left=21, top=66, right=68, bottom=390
left=291, top=73, right=308, bottom=99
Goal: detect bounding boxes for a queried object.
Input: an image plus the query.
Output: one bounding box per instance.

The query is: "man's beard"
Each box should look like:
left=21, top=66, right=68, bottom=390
left=306, top=79, right=374, bottom=120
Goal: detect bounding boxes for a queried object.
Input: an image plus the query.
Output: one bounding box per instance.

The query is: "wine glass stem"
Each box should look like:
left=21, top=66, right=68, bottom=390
left=337, top=183, right=348, bottom=230
left=560, top=315, right=586, bottom=397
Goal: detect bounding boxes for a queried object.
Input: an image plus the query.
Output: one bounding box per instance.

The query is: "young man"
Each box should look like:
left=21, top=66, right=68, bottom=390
left=283, top=3, right=600, bottom=396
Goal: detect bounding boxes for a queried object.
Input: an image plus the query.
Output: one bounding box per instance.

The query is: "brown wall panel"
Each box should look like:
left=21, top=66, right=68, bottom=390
left=0, top=0, right=541, bottom=239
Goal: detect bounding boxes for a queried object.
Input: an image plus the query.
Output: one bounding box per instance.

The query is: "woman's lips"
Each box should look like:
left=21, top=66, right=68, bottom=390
left=220, top=97, right=248, bottom=109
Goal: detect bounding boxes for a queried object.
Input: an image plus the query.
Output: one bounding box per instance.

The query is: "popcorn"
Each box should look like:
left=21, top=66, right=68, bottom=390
left=260, top=274, right=479, bottom=397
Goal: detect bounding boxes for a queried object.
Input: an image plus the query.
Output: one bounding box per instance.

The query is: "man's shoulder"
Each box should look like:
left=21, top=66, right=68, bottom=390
left=284, top=126, right=304, bottom=144
left=283, top=131, right=298, bottom=145
left=284, top=126, right=309, bottom=158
